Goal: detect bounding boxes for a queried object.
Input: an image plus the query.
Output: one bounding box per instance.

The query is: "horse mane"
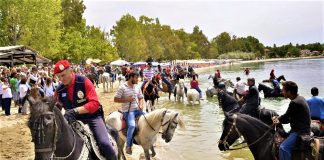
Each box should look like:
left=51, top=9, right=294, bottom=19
left=234, top=113, right=272, bottom=132
left=144, top=108, right=167, bottom=124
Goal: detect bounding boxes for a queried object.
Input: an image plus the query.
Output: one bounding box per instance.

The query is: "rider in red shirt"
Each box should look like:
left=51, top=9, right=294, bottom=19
left=190, top=76, right=202, bottom=98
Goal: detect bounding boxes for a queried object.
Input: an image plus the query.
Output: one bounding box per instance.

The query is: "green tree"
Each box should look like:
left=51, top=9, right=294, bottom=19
left=189, top=26, right=210, bottom=58
left=214, top=32, right=231, bottom=54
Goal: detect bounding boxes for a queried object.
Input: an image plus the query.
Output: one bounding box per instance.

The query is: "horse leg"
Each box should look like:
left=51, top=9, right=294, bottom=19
left=150, top=146, right=156, bottom=157
left=119, top=140, right=126, bottom=160
left=143, top=148, right=151, bottom=160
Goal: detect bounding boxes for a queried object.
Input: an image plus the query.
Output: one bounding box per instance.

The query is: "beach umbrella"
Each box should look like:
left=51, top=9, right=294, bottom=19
left=110, top=59, right=130, bottom=66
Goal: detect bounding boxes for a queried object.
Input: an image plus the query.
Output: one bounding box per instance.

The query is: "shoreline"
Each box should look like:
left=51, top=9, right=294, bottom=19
left=193, top=56, right=324, bottom=74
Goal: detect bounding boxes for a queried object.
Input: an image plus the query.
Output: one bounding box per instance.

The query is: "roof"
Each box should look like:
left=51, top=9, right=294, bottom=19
left=0, top=45, right=51, bottom=66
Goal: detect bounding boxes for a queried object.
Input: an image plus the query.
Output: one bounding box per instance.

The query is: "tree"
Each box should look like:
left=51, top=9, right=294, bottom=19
left=61, top=0, right=86, bottom=30
left=189, top=26, right=210, bottom=58
left=214, top=32, right=231, bottom=54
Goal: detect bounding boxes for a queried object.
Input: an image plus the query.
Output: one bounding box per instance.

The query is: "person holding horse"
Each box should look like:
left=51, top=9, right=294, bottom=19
left=54, top=60, right=117, bottom=159
left=215, top=69, right=222, bottom=79
left=307, top=87, right=324, bottom=122
left=190, top=75, right=202, bottom=99
left=272, top=81, right=311, bottom=160
left=239, top=78, right=260, bottom=117
left=114, top=71, right=144, bottom=155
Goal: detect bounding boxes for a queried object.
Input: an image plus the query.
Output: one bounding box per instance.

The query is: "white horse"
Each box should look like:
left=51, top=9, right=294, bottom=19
left=101, top=72, right=114, bottom=92
left=117, top=75, right=126, bottom=86
left=187, top=89, right=200, bottom=105
left=176, top=79, right=185, bottom=102
left=106, top=108, right=185, bottom=160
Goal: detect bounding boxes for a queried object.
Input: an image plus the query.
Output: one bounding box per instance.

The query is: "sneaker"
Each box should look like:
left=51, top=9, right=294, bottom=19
left=126, top=147, right=132, bottom=155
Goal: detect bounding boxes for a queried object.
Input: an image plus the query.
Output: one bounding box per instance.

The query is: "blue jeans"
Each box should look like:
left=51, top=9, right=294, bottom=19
left=81, top=116, right=117, bottom=159
left=279, top=132, right=299, bottom=160
left=162, top=78, right=173, bottom=90
left=123, top=110, right=145, bottom=147
left=193, top=87, right=202, bottom=98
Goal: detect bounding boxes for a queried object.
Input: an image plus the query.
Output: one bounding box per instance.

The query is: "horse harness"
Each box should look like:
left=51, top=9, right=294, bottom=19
left=32, top=111, right=78, bottom=160
left=218, top=114, right=273, bottom=151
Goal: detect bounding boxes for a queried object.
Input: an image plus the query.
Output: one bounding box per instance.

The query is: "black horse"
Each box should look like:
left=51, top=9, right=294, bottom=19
left=27, top=97, right=119, bottom=160
left=141, top=77, right=160, bottom=112
left=258, top=83, right=284, bottom=98
left=87, top=72, right=99, bottom=88
left=217, top=90, right=280, bottom=126
left=218, top=113, right=324, bottom=160
left=262, top=75, right=286, bottom=83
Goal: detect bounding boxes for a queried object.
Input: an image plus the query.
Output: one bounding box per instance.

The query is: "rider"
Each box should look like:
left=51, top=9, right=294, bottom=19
left=114, top=71, right=144, bottom=155
left=54, top=60, right=117, bottom=159
left=307, top=87, right=324, bottom=122
left=161, top=68, right=173, bottom=91
left=190, top=75, right=202, bottom=99
left=270, top=69, right=276, bottom=80
left=104, top=63, right=115, bottom=82
left=141, top=62, right=159, bottom=97
left=272, top=81, right=311, bottom=160
left=215, top=69, right=221, bottom=79
left=234, top=77, right=247, bottom=98
left=239, top=78, right=260, bottom=117
left=271, top=79, right=282, bottom=96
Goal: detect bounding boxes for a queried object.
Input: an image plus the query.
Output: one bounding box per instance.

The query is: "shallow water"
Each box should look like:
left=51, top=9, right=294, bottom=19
left=154, top=58, right=324, bottom=160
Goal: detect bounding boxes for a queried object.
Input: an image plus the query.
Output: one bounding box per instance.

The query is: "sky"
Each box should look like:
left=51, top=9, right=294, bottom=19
left=83, top=0, right=323, bottom=46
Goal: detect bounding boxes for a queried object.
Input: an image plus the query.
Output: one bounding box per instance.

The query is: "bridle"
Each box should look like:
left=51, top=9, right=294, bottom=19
left=32, top=110, right=76, bottom=159
left=219, top=114, right=273, bottom=151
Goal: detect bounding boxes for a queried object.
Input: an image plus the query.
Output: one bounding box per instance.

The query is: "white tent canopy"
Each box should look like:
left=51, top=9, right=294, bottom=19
left=86, top=58, right=101, bottom=64
left=110, top=59, right=130, bottom=66
left=133, top=61, right=147, bottom=66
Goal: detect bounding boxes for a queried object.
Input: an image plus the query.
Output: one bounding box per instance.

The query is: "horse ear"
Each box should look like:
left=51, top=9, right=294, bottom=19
left=174, top=113, right=186, bottom=129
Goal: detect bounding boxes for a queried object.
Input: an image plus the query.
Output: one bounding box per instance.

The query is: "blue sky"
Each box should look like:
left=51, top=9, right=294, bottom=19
left=83, top=0, right=323, bottom=46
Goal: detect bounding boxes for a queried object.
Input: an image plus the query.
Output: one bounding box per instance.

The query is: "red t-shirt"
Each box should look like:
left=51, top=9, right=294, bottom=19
left=190, top=80, right=199, bottom=89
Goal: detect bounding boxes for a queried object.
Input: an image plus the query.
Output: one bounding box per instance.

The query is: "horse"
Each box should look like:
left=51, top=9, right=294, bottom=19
left=217, top=90, right=280, bottom=126
left=175, top=79, right=186, bottom=102
left=258, top=83, right=284, bottom=98
left=101, top=72, right=114, bottom=93
left=187, top=89, right=200, bottom=105
left=141, top=77, right=160, bottom=112
left=27, top=96, right=119, bottom=160
left=106, top=108, right=185, bottom=160
left=86, top=72, right=99, bottom=88
left=117, top=75, right=126, bottom=86
left=218, top=113, right=323, bottom=160
left=262, top=75, right=286, bottom=83
left=158, top=78, right=173, bottom=100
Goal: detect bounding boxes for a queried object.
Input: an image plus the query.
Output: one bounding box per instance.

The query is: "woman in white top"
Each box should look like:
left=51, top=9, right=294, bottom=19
left=44, top=77, right=55, bottom=97
left=2, top=77, right=12, bottom=116
left=19, top=77, right=29, bottom=115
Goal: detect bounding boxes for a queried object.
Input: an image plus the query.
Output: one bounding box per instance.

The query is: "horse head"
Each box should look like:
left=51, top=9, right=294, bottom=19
left=218, top=113, right=241, bottom=151
left=28, top=96, right=62, bottom=160
left=160, top=109, right=185, bottom=143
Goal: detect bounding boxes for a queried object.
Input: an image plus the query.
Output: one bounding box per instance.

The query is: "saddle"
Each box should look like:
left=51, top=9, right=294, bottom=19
left=118, top=110, right=140, bottom=144
left=71, top=120, right=118, bottom=160
left=273, top=131, right=322, bottom=160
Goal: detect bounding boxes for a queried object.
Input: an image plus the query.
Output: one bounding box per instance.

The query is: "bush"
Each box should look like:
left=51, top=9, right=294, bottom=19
left=218, top=51, right=256, bottom=60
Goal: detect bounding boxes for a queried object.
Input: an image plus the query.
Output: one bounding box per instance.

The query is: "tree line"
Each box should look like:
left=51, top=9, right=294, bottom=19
left=1, top=0, right=323, bottom=63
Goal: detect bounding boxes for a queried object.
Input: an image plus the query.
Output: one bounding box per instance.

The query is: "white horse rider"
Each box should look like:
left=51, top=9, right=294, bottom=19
left=106, top=108, right=185, bottom=160
left=176, top=79, right=186, bottom=102
left=187, top=89, right=200, bottom=105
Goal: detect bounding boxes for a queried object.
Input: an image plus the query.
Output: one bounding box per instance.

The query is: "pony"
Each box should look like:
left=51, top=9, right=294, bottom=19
left=258, top=83, right=284, bottom=98
left=187, top=89, right=200, bottom=105
left=141, top=77, right=160, bottom=112
left=218, top=113, right=323, bottom=160
left=101, top=72, right=114, bottom=93
left=175, top=79, right=186, bottom=102
left=27, top=96, right=119, bottom=160
left=106, top=108, right=185, bottom=160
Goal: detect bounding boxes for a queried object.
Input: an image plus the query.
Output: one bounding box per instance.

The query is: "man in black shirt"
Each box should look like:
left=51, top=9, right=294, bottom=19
left=239, top=78, right=260, bottom=117
left=272, top=81, right=311, bottom=160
